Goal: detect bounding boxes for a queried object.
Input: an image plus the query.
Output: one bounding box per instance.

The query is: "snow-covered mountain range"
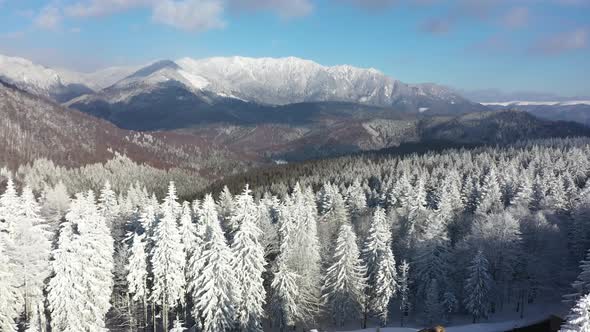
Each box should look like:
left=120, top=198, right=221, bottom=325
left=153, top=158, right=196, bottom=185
left=0, top=54, right=137, bottom=100
left=0, top=53, right=478, bottom=110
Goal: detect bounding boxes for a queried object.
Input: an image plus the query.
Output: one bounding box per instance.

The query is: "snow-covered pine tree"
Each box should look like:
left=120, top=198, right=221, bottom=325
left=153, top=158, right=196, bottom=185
left=372, top=243, right=397, bottom=325
left=98, top=180, right=119, bottom=229
left=322, top=224, right=367, bottom=326
left=151, top=182, right=186, bottom=330
left=464, top=250, right=493, bottom=323
left=78, top=191, right=115, bottom=330
left=362, top=206, right=397, bottom=324
left=127, top=232, right=149, bottom=327
left=270, top=263, right=300, bottom=331
left=564, top=249, right=590, bottom=303
left=398, top=260, right=411, bottom=327
left=230, top=186, right=267, bottom=332
left=477, top=167, right=503, bottom=215
left=218, top=185, right=236, bottom=234
left=187, top=196, right=216, bottom=284
left=190, top=194, right=237, bottom=332
left=0, top=176, right=19, bottom=234
left=179, top=201, right=197, bottom=263
left=561, top=293, right=590, bottom=332
left=346, top=179, right=367, bottom=215
left=510, top=174, right=533, bottom=208
left=271, top=196, right=303, bottom=331
left=0, top=241, right=18, bottom=332
left=47, top=198, right=86, bottom=331
left=288, top=184, right=322, bottom=322
left=13, top=186, right=51, bottom=327
left=363, top=207, right=389, bottom=280
left=139, top=195, right=158, bottom=240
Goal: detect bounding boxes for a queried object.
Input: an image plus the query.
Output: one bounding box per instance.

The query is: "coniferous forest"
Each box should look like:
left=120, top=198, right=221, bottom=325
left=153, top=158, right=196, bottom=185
left=3, top=137, right=590, bottom=331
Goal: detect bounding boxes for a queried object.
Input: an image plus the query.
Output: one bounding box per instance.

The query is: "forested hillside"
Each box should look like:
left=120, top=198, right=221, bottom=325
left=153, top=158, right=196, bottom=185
left=2, top=137, right=590, bottom=331
left=0, top=80, right=253, bottom=188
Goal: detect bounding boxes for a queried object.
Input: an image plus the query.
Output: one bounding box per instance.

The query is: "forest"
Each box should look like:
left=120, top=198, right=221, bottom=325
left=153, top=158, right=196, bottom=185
left=2, top=137, right=590, bottom=331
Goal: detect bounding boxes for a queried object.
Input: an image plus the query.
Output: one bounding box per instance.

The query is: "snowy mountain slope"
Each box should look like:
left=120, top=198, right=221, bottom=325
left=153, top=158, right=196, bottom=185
left=0, top=54, right=64, bottom=97
left=0, top=53, right=484, bottom=113
left=67, top=55, right=482, bottom=112
left=173, top=56, right=475, bottom=110
left=58, top=65, right=139, bottom=91
left=0, top=54, right=137, bottom=101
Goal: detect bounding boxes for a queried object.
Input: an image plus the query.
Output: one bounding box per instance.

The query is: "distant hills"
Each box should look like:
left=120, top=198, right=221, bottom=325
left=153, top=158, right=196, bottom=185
left=1, top=53, right=589, bottom=170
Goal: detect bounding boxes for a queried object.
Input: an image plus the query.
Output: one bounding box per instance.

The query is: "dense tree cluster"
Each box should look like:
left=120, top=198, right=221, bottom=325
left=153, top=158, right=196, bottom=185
left=1, top=137, right=590, bottom=330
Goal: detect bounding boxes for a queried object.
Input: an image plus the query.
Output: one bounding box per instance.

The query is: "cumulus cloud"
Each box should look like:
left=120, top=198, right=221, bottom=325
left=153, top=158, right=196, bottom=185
left=63, top=0, right=226, bottom=32
left=501, top=6, right=529, bottom=29
left=153, top=0, right=226, bottom=30
left=34, top=5, right=62, bottom=30
left=58, top=0, right=315, bottom=31
left=531, top=28, right=588, bottom=55
left=65, top=0, right=152, bottom=17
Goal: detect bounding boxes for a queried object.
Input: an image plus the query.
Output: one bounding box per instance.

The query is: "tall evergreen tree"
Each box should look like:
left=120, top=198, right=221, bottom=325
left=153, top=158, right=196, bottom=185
left=127, top=232, right=149, bottom=326
left=98, top=180, right=120, bottom=228
left=13, top=186, right=51, bottom=327
left=322, top=224, right=367, bottom=326
left=191, top=195, right=237, bottom=332
left=151, top=182, right=186, bottom=330
left=48, top=197, right=86, bottom=331
left=0, top=241, right=18, bottom=332
left=477, top=167, right=503, bottom=215
left=78, top=191, right=115, bottom=330
left=398, top=260, right=411, bottom=327
left=464, top=251, right=493, bottom=323
left=362, top=207, right=397, bottom=324
left=230, top=186, right=267, bottom=332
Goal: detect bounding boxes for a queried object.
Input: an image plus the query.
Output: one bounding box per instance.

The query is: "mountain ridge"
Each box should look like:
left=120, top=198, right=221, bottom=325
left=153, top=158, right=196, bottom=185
left=0, top=53, right=483, bottom=114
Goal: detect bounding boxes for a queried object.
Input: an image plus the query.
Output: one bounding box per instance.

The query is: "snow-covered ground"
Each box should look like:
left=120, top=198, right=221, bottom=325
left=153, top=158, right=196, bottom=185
left=330, top=301, right=568, bottom=332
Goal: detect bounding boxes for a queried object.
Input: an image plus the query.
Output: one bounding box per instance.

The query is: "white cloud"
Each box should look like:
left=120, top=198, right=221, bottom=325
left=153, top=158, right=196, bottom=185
left=152, top=0, right=226, bottom=31
left=65, top=0, right=152, bottom=17
left=62, top=0, right=226, bottom=32
left=229, top=0, right=313, bottom=18
left=34, top=5, right=62, bottom=30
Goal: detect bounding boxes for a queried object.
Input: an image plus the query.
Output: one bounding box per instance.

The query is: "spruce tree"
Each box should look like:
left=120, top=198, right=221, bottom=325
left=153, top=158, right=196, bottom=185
left=561, top=293, right=590, bottom=332
left=564, top=249, right=590, bottom=303
left=13, top=186, right=51, bottom=327
left=0, top=241, right=18, bottom=332
left=230, top=186, right=267, bottom=332
left=127, top=232, right=149, bottom=325
left=151, top=182, right=186, bottom=330
left=78, top=191, right=115, bottom=330
left=48, top=199, right=86, bottom=331
left=191, top=195, right=236, bottom=332
left=322, top=224, right=367, bottom=326
left=464, top=251, right=493, bottom=323
left=362, top=207, right=397, bottom=324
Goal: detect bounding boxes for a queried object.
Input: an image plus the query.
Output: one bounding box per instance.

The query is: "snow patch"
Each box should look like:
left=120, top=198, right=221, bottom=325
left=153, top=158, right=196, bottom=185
left=482, top=100, right=590, bottom=107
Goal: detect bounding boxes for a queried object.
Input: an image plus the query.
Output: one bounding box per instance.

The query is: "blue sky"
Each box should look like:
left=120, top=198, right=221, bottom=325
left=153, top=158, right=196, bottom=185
left=0, top=0, right=589, bottom=96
